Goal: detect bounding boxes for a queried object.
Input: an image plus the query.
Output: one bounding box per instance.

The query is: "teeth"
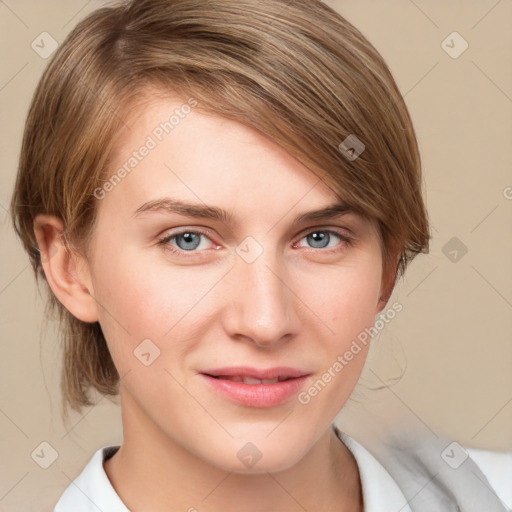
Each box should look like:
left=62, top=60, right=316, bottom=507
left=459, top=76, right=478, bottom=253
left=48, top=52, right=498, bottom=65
left=218, top=376, right=282, bottom=384
left=262, top=378, right=280, bottom=384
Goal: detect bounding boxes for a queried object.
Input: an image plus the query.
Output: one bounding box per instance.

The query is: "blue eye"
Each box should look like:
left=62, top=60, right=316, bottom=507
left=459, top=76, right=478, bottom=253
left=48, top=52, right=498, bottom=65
left=158, top=229, right=213, bottom=254
left=306, top=231, right=332, bottom=249
left=296, top=229, right=352, bottom=251
left=157, top=227, right=352, bottom=257
left=172, top=232, right=202, bottom=250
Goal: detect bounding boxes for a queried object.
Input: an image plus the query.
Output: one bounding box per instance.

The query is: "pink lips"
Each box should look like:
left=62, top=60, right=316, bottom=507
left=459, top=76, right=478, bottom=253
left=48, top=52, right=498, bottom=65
left=199, top=366, right=311, bottom=408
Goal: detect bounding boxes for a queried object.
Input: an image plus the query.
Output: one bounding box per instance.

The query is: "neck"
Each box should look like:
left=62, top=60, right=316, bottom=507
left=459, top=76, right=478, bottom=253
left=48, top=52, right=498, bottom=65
left=104, top=390, right=363, bottom=512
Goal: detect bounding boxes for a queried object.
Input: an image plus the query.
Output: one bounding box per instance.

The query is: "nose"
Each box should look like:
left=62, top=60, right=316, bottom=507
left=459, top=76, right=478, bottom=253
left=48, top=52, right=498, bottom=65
left=221, top=246, right=300, bottom=348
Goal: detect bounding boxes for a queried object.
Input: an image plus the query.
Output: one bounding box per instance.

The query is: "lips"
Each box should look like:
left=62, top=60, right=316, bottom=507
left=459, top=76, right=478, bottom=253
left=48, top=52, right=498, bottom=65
left=209, top=375, right=287, bottom=384
left=200, top=366, right=309, bottom=381
left=199, top=366, right=311, bottom=407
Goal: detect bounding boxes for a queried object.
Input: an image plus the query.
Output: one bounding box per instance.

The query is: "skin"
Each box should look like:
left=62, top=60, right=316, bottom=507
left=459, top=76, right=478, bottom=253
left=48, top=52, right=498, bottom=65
left=34, top=93, right=396, bottom=512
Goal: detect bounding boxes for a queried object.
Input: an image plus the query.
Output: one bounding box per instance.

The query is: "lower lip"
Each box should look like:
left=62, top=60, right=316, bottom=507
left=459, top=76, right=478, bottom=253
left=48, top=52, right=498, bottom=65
left=200, top=374, right=309, bottom=408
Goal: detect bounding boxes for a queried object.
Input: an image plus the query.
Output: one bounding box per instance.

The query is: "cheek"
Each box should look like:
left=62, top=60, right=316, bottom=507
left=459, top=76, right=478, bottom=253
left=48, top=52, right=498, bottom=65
left=303, top=261, right=382, bottom=342
left=89, top=247, right=220, bottom=358
left=300, top=267, right=381, bottom=412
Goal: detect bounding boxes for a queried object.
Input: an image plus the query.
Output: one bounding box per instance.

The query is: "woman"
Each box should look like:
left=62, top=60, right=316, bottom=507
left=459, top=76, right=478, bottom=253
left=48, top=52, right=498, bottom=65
left=10, top=0, right=510, bottom=510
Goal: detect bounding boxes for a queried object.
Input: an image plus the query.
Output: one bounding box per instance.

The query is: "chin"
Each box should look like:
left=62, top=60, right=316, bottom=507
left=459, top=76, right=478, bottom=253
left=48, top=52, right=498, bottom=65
left=200, top=435, right=310, bottom=475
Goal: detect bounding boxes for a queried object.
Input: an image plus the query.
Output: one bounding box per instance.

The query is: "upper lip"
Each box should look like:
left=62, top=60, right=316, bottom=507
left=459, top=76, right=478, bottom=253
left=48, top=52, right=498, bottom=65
left=201, top=366, right=310, bottom=380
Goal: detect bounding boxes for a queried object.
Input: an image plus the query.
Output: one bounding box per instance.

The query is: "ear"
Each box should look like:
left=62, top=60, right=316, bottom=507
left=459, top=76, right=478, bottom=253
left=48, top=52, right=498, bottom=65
left=376, top=257, right=398, bottom=314
left=33, top=214, right=99, bottom=323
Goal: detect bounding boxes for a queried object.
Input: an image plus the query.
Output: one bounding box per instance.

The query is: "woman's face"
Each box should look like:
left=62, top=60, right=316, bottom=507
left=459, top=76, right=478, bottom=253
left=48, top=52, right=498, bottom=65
left=82, top=93, right=389, bottom=473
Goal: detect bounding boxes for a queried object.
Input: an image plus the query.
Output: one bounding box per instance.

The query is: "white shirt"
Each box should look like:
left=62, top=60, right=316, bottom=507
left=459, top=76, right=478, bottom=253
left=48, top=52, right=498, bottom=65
left=54, top=430, right=511, bottom=512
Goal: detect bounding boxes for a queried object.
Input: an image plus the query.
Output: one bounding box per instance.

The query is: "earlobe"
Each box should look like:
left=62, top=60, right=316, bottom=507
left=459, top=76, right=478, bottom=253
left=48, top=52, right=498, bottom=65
left=376, top=294, right=390, bottom=314
left=376, top=262, right=398, bottom=314
left=33, top=214, right=99, bottom=323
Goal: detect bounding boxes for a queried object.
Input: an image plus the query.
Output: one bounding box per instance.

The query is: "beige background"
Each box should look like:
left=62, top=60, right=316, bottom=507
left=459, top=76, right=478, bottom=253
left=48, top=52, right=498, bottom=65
left=1, top=0, right=511, bottom=510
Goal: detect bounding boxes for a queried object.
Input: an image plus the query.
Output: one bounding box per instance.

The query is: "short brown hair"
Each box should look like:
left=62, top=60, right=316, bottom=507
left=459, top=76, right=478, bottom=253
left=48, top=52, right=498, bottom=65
left=10, top=0, right=430, bottom=415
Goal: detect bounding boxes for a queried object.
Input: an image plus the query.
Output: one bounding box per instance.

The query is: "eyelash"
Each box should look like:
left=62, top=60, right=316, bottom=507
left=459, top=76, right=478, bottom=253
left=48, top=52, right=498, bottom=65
left=156, top=228, right=353, bottom=257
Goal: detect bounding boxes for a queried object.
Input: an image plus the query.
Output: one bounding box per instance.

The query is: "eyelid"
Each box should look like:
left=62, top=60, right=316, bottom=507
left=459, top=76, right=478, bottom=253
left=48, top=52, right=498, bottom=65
left=296, top=224, right=353, bottom=239
left=157, top=225, right=354, bottom=258
left=293, top=227, right=354, bottom=250
left=157, top=228, right=217, bottom=254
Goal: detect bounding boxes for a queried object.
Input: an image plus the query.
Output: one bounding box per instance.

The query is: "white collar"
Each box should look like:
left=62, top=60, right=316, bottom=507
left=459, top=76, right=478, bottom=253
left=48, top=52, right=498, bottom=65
left=54, top=432, right=411, bottom=512
left=335, top=429, right=412, bottom=512
left=54, top=445, right=128, bottom=512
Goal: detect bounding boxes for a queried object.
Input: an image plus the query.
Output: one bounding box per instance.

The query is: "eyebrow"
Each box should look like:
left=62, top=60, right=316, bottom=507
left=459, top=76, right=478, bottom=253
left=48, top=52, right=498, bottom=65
left=132, top=198, right=354, bottom=227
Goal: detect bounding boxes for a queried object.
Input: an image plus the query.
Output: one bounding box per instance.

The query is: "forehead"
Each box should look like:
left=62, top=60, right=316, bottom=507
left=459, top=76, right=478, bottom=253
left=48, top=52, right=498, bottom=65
left=98, top=91, right=378, bottom=238
left=108, top=94, right=320, bottom=187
